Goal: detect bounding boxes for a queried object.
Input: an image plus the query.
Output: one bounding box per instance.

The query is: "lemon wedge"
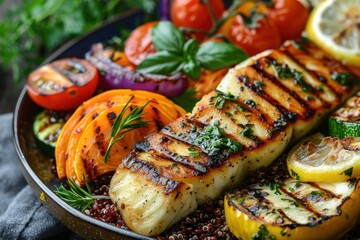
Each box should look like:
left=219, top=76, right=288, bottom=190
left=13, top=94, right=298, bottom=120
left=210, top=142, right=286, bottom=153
left=306, top=0, right=360, bottom=66
left=287, top=133, right=360, bottom=182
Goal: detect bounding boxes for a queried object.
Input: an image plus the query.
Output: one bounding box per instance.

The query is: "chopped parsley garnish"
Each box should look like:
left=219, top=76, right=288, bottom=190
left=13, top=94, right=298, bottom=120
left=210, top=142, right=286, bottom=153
left=281, top=198, right=299, bottom=207
left=331, top=72, right=350, bottom=85
left=273, top=62, right=313, bottom=93
left=290, top=169, right=300, bottom=180
left=237, top=104, right=249, bottom=112
left=341, top=167, right=353, bottom=177
left=309, top=190, right=323, bottom=196
left=191, top=121, right=242, bottom=156
left=255, top=80, right=265, bottom=89
left=210, top=90, right=237, bottom=109
left=266, top=182, right=284, bottom=195
left=245, top=99, right=256, bottom=108
left=240, top=127, right=260, bottom=142
left=252, top=224, right=277, bottom=240
left=317, top=84, right=324, bottom=92
left=188, top=146, right=201, bottom=157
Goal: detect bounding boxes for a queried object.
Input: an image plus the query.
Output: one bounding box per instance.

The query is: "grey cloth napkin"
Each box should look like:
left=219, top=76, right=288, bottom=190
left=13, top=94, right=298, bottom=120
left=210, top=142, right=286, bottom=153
left=0, top=113, right=66, bottom=240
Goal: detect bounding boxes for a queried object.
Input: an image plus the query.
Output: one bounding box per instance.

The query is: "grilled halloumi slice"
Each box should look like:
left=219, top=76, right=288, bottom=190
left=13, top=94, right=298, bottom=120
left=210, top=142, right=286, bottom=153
left=109, top=40, right=360, bottom=236
left=225, top=178, right=360, bottom=240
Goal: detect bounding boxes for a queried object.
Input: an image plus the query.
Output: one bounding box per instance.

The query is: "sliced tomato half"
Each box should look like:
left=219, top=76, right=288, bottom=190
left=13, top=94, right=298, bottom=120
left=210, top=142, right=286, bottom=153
left=26, top=58, right=99, bottom=111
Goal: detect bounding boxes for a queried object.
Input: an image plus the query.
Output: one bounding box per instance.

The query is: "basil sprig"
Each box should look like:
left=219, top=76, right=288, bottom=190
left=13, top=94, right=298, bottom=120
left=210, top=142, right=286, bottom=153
left=137, top=21, right=248, bottom=80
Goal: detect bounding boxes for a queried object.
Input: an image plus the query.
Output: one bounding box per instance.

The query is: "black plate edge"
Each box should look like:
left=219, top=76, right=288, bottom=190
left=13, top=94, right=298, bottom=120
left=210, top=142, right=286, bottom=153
left=12, top=9, right=155, bottom=240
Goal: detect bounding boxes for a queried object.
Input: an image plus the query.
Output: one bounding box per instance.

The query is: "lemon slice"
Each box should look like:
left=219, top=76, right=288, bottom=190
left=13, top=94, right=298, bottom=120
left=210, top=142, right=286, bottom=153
left=306, top=0, right=360, bottom=66
left=287, top=132, right=360, bottom=182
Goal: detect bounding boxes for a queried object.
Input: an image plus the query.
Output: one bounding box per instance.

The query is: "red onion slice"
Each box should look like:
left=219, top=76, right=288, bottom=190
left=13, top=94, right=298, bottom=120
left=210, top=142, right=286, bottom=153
left=85, top=43, right=187, bottom=97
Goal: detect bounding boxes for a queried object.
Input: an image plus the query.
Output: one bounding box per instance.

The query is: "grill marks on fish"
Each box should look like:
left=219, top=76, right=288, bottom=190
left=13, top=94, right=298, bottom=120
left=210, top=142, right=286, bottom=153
left=115, top=40, right=357, bottom=194
left=121, top=151, right=183, bottom=194
left=282, top=40, right=355, bottom=96
left=109, top=40, right=358, bottom=236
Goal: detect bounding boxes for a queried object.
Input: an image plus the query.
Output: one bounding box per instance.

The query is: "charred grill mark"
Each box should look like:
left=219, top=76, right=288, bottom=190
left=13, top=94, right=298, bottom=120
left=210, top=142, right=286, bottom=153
left=152, top=106, right=165, bottom=131
left=134, top=140, right=150, bottom=152
left=162, top=116, right=241, bottom=161
left=80, top=110, right=87, bottom=120
left=290, top=41, right=355, bottom=93
left=94, top=131, right=106, bottom=156
left=107, top=112, right=117, bottom=126
left=255, top=57, right=315, bottom=119
left=106, top=99, right=115, bottom=108
left=147, top=151, right=203, bottom=178
left=282, top=41, right=344, bottom=99
left=236, top=73, right=296, bottom=132
left=194, top=100, right=266, bottom=145
left=157, top=136, right=208, bottom=172
left=280, top=48, right=333, bottom=109
left=92, top=112, right=99, bottom=120
left=121, top=151, right=183, bottom=194
left=280, top=185, right=328, bottom=219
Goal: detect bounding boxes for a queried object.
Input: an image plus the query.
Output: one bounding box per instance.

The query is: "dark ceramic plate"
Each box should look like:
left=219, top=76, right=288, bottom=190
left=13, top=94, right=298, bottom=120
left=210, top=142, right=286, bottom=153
left=13, top=10, right=154, bottom=240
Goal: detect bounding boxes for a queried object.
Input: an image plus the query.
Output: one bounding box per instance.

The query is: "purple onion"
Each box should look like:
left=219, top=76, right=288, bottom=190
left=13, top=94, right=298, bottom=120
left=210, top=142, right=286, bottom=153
left=85, top=43, right=187, bottom=97
left=159, top=0, right=171, bottom=20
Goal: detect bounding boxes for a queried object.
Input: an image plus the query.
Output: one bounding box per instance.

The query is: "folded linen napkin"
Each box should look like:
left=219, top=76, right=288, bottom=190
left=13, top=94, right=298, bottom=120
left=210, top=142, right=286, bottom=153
left=0, top=113, right=67, bottom=240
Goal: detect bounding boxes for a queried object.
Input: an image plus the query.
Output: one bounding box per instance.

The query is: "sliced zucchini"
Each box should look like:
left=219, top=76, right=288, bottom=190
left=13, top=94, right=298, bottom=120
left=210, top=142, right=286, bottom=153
left=33, top=110, right=70, bottom=157
left=329, top=93, right=360, bottom=139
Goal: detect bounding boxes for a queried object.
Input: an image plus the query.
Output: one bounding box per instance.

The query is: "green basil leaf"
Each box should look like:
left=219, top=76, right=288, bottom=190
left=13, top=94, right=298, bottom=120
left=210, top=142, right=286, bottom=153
left=151, top=21, right=185, bottom=54
left=183, top=58, right=201, bottom=80
left=137, top=52, right=183, bottom=75
left=183, top=39, right=199, bottom=58
left=196, top=42, right=248, bottom=70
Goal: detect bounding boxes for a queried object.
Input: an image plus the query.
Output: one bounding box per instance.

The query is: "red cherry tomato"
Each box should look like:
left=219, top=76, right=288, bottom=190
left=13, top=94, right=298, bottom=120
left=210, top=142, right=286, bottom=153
left=266, top=0, right=310, bottom=42
left=27, top=58, right=99, bottom=111
left=171, top=0, right=225, bottom=39
left=228, top=3, right=281, bottom=56
left=124, top=21, right=157, bottom=66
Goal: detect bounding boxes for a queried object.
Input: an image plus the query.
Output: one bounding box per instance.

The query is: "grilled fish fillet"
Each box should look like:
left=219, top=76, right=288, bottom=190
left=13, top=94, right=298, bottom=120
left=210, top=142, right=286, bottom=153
left=109, top=40, right=360, bottom=236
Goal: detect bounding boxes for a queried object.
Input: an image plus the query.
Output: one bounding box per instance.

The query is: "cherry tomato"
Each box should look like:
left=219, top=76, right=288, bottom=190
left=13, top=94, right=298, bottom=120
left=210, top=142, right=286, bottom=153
left=227, top=2, right=281, bottom=56
left=27, top=58, right=99, bottom=111
left=124, top=21, right=157, bottom=66
left=266, top=0, right=310, bottom=42
left=171, top=0, right=225, bottom=39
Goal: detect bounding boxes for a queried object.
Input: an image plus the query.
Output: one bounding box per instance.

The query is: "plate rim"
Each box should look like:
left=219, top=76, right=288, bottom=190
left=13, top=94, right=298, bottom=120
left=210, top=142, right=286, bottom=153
left=12, top=9, right=154, bottom=240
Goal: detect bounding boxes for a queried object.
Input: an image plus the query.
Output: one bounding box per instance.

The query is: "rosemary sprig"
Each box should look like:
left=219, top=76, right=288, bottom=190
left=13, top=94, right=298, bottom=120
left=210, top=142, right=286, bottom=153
left=54, top=177, right=110, bottom=212
left=104, top=96, right=150, bottom=163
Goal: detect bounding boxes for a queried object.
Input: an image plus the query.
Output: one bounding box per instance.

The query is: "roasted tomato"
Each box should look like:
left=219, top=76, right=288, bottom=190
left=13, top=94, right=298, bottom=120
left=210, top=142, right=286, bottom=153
left=124, top=21, right=158, bottom=66
left=171, top=0, right=225, bottom=39
left=27, top=58, right=99, bottom=111
left=266, top=0, right=310, bottom=42
left=225, top=2, right=281, bottom=56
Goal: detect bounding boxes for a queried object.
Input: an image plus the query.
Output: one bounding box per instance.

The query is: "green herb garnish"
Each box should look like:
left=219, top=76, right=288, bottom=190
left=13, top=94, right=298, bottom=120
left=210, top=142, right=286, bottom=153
left=266, top=182, right=284, bottom=195
left=137, top=21, right=248, bottom=80
left=192, top=121, right=242, bottom=156
left=274, top=63, right=313, bottom=92
left=104, top=96, right=150, bottom=163
left=54, top=176, right=110, bottom=212
left=331, top=72, right=350, bottom=85
left=281, top=198, right=299, bottom=207
left=188, top=146, right=201, bottom=157
left=341, top=167, right=353, bottom=177
left=210, top=89, right=238, bottom=109
left=252, top=224, right=277, bottom=240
